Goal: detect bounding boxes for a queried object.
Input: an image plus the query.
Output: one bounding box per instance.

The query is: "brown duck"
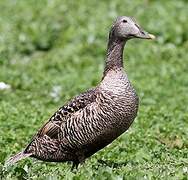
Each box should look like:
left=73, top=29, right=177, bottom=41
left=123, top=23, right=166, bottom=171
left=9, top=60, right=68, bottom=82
left=6, top=16, right=155, bottom=169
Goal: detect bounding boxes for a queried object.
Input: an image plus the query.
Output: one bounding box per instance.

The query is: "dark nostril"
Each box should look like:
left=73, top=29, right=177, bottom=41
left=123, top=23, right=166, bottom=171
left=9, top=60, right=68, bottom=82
left=141, top=31, right=145, bottom=35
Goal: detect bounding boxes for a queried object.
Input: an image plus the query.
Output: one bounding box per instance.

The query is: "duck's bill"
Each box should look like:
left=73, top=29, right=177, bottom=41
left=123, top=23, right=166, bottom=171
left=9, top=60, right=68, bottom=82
left=134, top=31, right=155, bottom=40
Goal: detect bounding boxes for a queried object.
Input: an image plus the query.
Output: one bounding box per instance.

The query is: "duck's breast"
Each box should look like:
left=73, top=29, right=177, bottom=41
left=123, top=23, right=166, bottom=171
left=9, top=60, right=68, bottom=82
left=99, top=70, right=139, bottom=129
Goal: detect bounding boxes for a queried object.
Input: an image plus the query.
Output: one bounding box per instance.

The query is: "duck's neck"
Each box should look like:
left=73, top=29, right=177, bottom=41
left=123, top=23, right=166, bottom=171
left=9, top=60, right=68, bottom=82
left=103, top=38, right=126, bottom=76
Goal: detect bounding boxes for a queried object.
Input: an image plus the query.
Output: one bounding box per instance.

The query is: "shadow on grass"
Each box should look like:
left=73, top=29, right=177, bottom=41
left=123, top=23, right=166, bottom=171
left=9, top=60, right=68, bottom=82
left=97, top=159, right=128, bottom=168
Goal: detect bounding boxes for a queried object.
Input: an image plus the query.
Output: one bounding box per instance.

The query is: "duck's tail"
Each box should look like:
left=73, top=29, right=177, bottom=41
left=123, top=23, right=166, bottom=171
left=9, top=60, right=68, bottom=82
left=5, top=151, right=32, bottom=167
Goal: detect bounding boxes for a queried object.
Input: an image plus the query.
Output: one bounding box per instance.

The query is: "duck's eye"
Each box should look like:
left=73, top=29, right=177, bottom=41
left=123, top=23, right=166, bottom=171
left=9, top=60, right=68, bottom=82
left=122, top=19, right=127, bottom=23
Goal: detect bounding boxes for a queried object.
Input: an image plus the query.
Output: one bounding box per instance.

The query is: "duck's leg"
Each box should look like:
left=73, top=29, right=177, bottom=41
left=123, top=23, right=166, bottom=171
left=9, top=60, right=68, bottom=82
left=71, top=161, right=79, bottom=171
left=71, top=152, right=85, bottom=171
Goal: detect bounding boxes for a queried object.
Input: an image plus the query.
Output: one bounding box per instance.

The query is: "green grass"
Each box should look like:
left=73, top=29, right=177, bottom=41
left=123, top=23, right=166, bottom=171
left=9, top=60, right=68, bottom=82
left=0, top=0, right=188, bottom=179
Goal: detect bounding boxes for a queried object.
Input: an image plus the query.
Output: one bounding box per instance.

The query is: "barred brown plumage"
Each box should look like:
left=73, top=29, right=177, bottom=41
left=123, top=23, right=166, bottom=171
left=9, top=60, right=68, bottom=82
left=6, top=16, right=155, bottom=169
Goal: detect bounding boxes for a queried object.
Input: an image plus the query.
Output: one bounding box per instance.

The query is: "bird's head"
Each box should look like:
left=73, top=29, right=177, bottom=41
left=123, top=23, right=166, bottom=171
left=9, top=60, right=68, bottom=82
left=109, top=16, right=155, bottom=41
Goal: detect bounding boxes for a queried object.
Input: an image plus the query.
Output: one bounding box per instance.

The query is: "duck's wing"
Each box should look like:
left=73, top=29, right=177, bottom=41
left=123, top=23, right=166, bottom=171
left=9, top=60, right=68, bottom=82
left=6, top=89, right=98, bottom=166
left=28, top=88, right=97, bottom=144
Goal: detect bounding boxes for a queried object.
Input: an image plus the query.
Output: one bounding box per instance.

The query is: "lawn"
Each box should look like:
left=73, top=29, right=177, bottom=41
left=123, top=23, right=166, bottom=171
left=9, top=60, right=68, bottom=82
left=0, top=0, right=188, bottom=179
